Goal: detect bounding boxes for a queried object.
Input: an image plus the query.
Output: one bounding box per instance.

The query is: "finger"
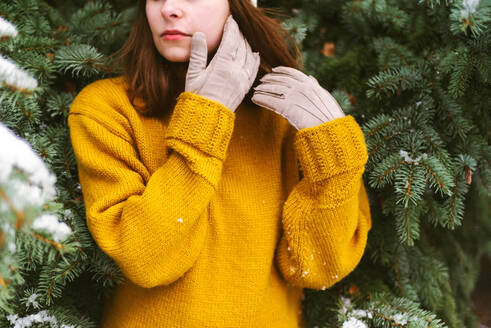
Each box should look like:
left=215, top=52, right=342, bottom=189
left=294, top=101, right=328, bottom=123
left=317, top=91, right=345, bottom=120
left=241, top=37, right=257, bottom=79
left=272, top=66, right=308, bottom=82
left=239, top=35, right=254, bottom=69
left=251, top=93, right=280, bottom=114
left=251, top=93, right=299, bottom=129
left=187, top=32, right=208, bottom=80
left=216, top=15, right=240, bottom=60
left=234, top=32, right=247, bottom=66
left=247, top=52, right=261, bottom=85
left=259, top=72, right=294, bottom=86
left=253, top=83, right=288, bottom=99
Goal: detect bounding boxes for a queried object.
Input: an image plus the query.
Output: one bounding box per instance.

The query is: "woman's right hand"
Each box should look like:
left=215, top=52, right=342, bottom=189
left=185, top=15, right=260, bottom=113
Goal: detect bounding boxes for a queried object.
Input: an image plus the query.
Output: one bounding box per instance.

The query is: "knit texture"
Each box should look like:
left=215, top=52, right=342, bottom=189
left=68, top=76, right=372, bottom=328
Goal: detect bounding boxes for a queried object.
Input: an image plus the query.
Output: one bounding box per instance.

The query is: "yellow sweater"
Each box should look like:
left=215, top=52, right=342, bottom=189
left=68, top=76, right=372, bottom=328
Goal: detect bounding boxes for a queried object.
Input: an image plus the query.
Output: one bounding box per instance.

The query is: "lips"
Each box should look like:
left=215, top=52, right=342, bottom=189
left=161, top=30, right=189, bottom=37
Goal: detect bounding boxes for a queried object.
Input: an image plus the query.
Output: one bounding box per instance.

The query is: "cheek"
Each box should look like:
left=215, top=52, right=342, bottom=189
left=145, top=10, right=158, bottom=34
left=201, top=20, right=225, bottom=53
left=192, top=3, right=228, bottom=53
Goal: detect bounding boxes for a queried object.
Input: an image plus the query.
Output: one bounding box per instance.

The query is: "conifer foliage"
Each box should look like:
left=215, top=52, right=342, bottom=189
left=0, top=0, right=490, bottom=327
left=267, top=0, right=490, bottom=327
left=0, top=1, right=132, bottom=326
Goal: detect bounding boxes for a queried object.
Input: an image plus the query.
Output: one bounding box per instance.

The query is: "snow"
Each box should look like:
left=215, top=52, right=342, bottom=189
left=338, top=295, right=374, bottom=327
left=353, top=309, right=372, bottom=319
left=6, top=310, right=75, bottom=328
left=340, top=295, right=352, bottom=314
left=32, top=214, right=72, bottom=243
left=461, top=0, right=480, bottom=17
left=392, top=313, right=408, bottom=325
left=342, top=317, right=367, bottom=328
left=0, top=55, right=38, bottom=90
left=0, top=16, right=18, bottom=37
left=27, top=293, right=39, bottom=307
left=399, top=149, right=427, bottom=164
left=8, top=241, right=16, bottom=253
left=0, top=123, right=57, bottom=210
left=0, top=18, right=37, bottom=90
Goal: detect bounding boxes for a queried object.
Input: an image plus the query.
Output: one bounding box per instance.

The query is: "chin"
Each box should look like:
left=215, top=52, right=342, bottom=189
left=164, top=54, right=190, bottom=62
left=160, top=48, right=190, bottom=63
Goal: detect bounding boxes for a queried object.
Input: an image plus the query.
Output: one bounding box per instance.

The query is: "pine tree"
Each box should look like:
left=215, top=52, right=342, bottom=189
left=0, top=1, right=132, bottom=326
left=0, top=0, right=489, bottom=327
left=262, top=0, right=490, bottom=327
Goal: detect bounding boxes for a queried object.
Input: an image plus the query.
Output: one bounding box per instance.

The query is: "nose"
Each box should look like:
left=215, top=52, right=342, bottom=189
left=160, top=0, right=183, bottom=19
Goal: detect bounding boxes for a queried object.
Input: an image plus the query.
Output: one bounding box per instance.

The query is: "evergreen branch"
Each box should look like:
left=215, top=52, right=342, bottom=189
left=373, top=37, right=414, bottom=69
left=394, top=202, right=422, bottom=246
left=437, top=154, right=477, bottom=228
left=449, top=2, right=491, bottom=38
left=420, top=162, right=446, bottom=192
left=0, top=54, right=38, bottom=91
left=367, top=294, right=447, bottom=327
left=417, top=0, right=458, bottom=8
left=45, top=253, right=61, bottom=304
left=405, top=165, right=413, bottom=203
left=437, top=93, right=473, bottom=140
left=363, top=114, right=393, bottom=137
left=372, top=312, right=406, bottom=326
left=392, top=246, right=407, bottom=298
left=369, top=152, right=406, bottom=189
left=368, top=129, right=403, bottom=158
left=419, top=155, right=455, bottom=196
left=449, top=182, right=458, bottom=228
left=0, top=187, right=24, bottom=230
left=381, top=160, right=406, bottom=184
left=366, top=66, right=421, bottom=99
left=419, top=126, right=453, bottom=170
left=54, top=44, right=112, bottom=78
left=451, top=52, right=472, bottom=98
left=30, top=232, right=63, bottom=250
left=394, top=163, right=427, bottom=208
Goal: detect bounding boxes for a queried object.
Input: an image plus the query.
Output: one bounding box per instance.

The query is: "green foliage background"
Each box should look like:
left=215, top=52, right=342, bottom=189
left=0, top=0, right=489, bottom=327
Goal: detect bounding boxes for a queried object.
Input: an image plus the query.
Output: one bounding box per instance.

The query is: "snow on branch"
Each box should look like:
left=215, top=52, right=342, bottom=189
left=0, top=17, right=38, bottom=91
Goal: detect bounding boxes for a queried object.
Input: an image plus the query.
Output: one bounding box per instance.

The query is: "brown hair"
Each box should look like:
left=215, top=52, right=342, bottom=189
left=110, top=0, right=303, bottom=118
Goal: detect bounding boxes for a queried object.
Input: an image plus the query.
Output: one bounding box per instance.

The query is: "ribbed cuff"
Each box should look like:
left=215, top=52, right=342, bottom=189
left=294, top=115, right=368, bottom=183
left=165, top=92, right=235, bottom=161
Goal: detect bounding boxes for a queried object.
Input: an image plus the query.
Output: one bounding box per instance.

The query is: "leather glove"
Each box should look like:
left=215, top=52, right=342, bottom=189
left=185, top=15, right=260, bottom=112
left=251, top=66, right=345, bottom=130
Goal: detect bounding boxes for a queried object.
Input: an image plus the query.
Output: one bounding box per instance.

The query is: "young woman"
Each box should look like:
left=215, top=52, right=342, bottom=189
left=68, top=0, right=372, bottom=327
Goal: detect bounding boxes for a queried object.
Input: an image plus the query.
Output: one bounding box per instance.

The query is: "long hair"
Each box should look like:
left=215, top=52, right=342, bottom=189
left=110, top=0, right=303, bottom=117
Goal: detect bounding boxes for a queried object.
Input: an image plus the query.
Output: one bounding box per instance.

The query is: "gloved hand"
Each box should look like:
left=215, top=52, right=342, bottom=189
left=251, top=66, right=345, bottom=130
left=185, top=15, right=260, bottom=113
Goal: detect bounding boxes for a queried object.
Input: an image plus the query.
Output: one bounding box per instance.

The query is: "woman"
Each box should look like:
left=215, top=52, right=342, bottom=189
left=68, top=0, right=372, bottom=327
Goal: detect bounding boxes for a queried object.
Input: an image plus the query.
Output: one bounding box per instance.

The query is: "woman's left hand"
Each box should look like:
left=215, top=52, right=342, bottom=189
left=251, top=66, right=345, bottom=130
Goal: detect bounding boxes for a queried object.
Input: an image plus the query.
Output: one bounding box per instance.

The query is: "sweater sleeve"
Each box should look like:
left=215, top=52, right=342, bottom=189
left=275, top=115, right=372, bottom=290
left=68, top=91, right=235, bottom=289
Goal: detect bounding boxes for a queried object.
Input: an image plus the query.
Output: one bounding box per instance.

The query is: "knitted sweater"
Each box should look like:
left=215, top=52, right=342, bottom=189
left=67, top=76, right=372, bottom=328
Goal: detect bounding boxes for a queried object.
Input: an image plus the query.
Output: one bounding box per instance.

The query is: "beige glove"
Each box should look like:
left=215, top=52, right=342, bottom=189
left=251, top=66, right=345, bottom=130
left=185, top=15, right=260, bottom=112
